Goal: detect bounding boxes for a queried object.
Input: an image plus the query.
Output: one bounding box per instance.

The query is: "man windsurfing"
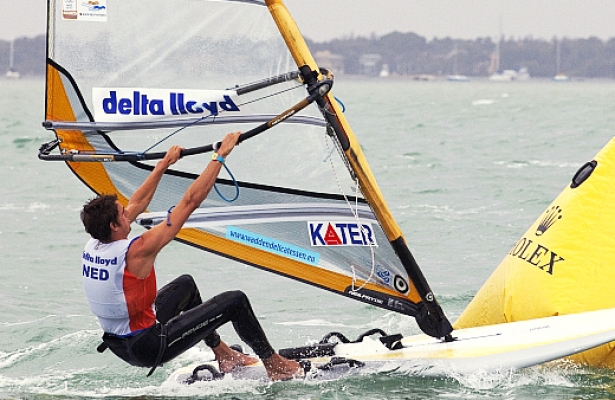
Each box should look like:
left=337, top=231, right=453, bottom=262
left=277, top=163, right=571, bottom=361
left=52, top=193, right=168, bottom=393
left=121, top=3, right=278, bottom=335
left=80, top=132, right=302, bottom=380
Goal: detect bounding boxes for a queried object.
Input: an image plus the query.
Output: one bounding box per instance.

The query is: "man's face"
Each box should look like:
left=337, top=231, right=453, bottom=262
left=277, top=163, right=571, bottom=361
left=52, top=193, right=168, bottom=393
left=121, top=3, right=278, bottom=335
left=113, top=201, right=131, bottom=237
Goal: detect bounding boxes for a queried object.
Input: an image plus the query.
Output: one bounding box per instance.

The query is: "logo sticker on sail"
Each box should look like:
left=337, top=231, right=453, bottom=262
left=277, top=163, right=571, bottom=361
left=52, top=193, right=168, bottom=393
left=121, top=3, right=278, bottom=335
left=62, top=0, right=107, bottom=21
left=308, top=222, right=377, bottom=247
left=92, top=88, right=246, bottom=122
left=375, top=267, right=391, bottom=284
left=227, top=226, right=320, bottom=266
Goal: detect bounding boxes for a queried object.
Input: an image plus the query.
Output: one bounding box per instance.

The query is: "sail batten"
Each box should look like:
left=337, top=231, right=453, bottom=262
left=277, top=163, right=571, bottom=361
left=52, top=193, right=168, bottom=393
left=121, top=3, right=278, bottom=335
left=137, top=202, right=378, bottom=228
left=42, top=0, right=452, bottom=339
left=44, top=115, right=326, bottom=132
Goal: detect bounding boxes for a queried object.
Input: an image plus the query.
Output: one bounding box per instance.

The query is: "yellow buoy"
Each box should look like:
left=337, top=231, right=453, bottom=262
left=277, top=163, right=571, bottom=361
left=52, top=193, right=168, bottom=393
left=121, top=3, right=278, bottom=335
left=455, top=137, right=615, bottom=367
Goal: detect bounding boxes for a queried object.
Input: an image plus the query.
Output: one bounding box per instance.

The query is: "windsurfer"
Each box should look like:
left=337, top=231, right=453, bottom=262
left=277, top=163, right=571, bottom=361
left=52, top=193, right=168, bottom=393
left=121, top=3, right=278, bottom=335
left=80, top=132, right=302, bottom=381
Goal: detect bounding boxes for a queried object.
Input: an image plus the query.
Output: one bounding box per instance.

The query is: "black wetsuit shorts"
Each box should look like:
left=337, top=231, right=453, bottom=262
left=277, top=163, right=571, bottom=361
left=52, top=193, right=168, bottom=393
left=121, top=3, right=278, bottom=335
left=101, top=274, right=274, bottom=369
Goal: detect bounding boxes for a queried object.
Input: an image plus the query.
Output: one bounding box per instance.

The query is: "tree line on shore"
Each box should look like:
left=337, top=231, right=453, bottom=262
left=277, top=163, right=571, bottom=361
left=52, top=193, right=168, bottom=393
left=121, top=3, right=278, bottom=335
left=2, top=33, right=614, bottom=78
left=0, top=36, right=45, bottom=76
left=307, top=32, right=615, bottom=78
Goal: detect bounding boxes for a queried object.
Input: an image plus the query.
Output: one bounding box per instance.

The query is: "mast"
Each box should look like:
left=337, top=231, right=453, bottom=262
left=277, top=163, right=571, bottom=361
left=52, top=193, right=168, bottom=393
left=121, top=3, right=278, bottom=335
left=556, top=38, right=561, bottom=74
left=553, top=38, right=570, bottom=81
left=265, top=0, right=453, bottom=339
left=493, top=16, right=502, bottom=74
left=9, top=40, right=14, bottom=70
left=5, top=39, right=20, bottom=78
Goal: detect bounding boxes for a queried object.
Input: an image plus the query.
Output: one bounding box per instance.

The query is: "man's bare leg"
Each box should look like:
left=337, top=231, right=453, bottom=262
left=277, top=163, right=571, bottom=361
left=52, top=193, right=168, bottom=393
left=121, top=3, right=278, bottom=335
left=212, top=341, right=259, bottom=373
left=262, top=353, right=304, bottom=381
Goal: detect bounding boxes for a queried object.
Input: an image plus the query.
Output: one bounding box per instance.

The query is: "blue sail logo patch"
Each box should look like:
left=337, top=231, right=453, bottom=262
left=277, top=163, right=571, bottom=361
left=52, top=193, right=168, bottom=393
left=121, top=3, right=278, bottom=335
left=227, top=226, right=320, bottom=266
left=92, top=87, right=246, bottom=122
left=308, top=221, right=377, bottom=247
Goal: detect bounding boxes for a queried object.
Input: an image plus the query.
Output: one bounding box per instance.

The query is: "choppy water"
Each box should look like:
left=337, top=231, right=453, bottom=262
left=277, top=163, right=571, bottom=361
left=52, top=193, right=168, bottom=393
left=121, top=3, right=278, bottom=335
left=1, top=77, right=615, bottom=399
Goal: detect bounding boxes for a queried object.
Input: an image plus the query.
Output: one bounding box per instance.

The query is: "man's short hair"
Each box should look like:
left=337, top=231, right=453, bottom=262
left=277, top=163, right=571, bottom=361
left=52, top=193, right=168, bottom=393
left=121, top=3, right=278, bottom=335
left=81, top=194, right=119, bottom=242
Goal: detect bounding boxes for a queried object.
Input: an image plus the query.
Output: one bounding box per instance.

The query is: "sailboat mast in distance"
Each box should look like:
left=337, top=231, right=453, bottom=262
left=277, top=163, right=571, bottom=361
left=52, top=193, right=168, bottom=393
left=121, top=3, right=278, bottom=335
left=5, top=39, right=20, bottom=79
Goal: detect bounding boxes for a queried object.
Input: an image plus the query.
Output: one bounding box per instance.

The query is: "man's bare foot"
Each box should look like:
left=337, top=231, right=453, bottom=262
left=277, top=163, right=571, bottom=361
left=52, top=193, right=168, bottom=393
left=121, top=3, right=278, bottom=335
left=212, top=342, right=259, bottom=373
left=262, top=353, right=304, bottom=381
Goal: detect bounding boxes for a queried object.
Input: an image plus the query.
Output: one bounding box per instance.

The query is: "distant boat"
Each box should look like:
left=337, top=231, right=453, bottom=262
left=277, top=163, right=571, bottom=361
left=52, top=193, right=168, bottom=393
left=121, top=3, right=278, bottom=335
left=487, top=20, right=506, bottom=81
left=412, top=74, right=436, bottom=81
left=447, top=42, right=469, bottom=82
left=446, top=75, right=469, bottom=82
left=517, top=67, right=530, bottom=81
left=553, top=73, right=571, bottom=82
left=5, top=70, right=20, bottom=79
left=487, top=18, right=529, bottom=82
left=5, top=39, right=20, bottom=79
left=489, top=68, right=530, bottom=82
left=489, top=70, right=516, bottom=82
left=552, top=39, right=570, bottom=82
left=379, top=63, right=390, bottom=78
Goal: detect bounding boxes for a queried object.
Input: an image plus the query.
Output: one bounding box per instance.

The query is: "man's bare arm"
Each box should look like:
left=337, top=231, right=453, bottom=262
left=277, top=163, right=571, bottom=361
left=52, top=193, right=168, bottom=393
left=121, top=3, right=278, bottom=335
left=125, top=146, right=183, bottom=222
left=126, top=132, right=241, bottom=278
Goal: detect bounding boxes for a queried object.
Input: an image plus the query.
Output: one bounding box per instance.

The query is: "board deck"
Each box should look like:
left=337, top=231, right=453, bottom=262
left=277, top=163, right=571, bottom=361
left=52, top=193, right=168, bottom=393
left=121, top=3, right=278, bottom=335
left=166, top=308, right=615, bottom=383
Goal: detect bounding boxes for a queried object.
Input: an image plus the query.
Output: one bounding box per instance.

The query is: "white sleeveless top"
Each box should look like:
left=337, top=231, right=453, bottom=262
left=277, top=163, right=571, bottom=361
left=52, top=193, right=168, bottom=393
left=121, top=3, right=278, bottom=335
left=82, top=237, right=156, bottom=336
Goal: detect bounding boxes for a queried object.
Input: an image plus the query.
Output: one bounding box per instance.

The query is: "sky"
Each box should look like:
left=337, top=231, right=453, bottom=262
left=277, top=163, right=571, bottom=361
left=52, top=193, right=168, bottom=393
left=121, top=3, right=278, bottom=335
left=1, top=0, right=615, bottom=42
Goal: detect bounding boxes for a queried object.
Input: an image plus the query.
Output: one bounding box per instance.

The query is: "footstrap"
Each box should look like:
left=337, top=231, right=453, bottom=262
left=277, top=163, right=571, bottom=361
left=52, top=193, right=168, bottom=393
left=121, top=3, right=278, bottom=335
left=184, top=364, right=225, bottom=384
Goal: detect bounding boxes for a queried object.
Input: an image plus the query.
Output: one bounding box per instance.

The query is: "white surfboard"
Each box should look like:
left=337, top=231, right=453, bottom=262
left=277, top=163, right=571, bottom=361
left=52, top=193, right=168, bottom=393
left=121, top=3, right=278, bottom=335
left=166, top=307, right=615, bottom=383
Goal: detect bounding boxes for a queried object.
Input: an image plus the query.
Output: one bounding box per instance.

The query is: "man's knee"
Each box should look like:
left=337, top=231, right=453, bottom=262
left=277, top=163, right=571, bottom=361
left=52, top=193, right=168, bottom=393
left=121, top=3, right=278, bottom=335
left=174, top=274, right=197, bottom=287
left=158, top=274, right=196, bottom=293
left=216, top=290, right=249, bottom=306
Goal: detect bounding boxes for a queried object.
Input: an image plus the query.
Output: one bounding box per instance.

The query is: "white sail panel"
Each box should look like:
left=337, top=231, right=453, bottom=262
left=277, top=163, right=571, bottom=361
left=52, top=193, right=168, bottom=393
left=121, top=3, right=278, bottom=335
left=42, top=0, right=453, bottom=338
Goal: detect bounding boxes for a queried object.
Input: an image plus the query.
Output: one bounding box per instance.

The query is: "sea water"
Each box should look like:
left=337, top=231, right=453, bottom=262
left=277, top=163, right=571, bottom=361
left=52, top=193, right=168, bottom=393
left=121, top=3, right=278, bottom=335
left=1, top=77, right=614, bottom=399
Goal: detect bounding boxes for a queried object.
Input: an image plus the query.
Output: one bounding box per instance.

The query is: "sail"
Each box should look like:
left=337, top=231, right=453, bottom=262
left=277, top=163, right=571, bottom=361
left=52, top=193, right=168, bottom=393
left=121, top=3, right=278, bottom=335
left=41, top=0, right=452, bottom=339
left=455, top=137, right=615, bottom=367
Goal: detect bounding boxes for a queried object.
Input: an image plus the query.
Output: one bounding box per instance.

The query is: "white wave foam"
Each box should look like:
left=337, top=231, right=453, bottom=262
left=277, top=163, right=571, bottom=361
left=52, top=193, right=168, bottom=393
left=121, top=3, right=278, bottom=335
left=0, top=204, right=19, bottom=211
left=445, top=361, right=579, bottom=391
left=494, top=160, right=580, bottom=169
left=27, top=202, right=50, bottom=212
left=472, top=99, right=495, bottom=106
left=275, top=319, right=352, bottom=328
left=0, top=329, right=98, bottom=369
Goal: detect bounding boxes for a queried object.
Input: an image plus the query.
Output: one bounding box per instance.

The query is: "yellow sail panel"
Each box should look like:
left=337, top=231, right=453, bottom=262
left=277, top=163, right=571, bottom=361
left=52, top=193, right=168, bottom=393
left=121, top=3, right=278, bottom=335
left=46, top=63, right=130, bottom=204
left=176, top=227, right=423, bottom=303
left=455, top=136, right=615, bottom=367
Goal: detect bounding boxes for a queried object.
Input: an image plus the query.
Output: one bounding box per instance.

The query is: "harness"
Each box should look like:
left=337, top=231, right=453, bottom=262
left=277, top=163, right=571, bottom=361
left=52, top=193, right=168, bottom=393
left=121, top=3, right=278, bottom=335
left=97, top=325, right=168, bottom=376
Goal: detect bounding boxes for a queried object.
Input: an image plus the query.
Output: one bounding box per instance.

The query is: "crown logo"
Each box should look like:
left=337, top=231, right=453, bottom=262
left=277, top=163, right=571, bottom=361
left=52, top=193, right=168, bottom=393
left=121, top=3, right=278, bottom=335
left=536, top=205, right=562, bottom=236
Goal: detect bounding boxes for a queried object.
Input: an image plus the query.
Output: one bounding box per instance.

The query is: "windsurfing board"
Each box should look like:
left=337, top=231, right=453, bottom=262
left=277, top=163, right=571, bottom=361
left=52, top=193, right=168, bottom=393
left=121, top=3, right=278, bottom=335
left=166, top=307, right=615, bottom=383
